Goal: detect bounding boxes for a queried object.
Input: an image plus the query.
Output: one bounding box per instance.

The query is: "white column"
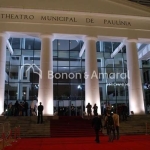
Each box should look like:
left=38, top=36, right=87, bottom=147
left=18, top=56, right=23, bottom=81
left=126, top=39, right=145, bottom=115
left=101, top=58, right=106, bottom=101
left=17, top=83, right=19, bottom=100
left=0, top=33, right=8, bottom=114
left=102, top=85, right=106, bottom=101
left=27, top=69, right=30, bottom=81
left=99, top=41, right=103, bottom=52
left=22, top=38, right=26, bottom=49
left=17, top=64, right=23, bottom=100
left=17, top=83, right=23, bottom=100
left=20, top=38, right=26, bottom=49
left=19, top=84, right=23, bottom=100
left=85, top=37, right=101, bottom=114
left=101, top=58, right=105, bottom=82
left=38, top=35, right=53, bottom=116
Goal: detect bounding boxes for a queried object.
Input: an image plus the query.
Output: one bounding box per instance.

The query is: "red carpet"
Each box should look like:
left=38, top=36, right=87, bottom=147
left=50, top=116, right=103, bottom=137
left=4, top=135, right=150, bottom=150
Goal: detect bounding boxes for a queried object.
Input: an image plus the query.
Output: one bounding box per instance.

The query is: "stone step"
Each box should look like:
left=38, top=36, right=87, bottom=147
left=0, top=116, right=51, bottom=138
left=0, top=115, right=150, bottom=137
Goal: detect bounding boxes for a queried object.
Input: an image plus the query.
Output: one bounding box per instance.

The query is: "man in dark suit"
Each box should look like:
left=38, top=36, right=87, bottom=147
left=122, top=104, right=128, bottom=121
left=37, top=102, right=44, bottom=124
left=71, top=104, right=75, bottom=116
left=24, top=100, right=28, bottom=116
left=92, top=113, right=103, bottom=143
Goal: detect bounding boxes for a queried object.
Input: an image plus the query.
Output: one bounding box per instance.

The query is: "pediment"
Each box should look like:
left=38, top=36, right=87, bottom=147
left=0, top=0, right=150, bottom=17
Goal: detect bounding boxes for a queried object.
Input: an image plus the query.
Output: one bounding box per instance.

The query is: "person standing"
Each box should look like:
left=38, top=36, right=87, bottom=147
left=93, top=103, right=98, bottom=116
left=37, top=102, right=44, bottom=124
left=86, top=103, right=92, bottom=119
left=112, top=112, right=120, bottom=140
left=14, top=100, right=19, bottom=116
left=30, top=99, right=38, bottom=116
left=71, top=104, right=75, bottom=116
left=92, top=113, right=102, bottom=143
left=24, top=100, right=28, bottom=116
left=105, top=112, right=115, bottom=142
left=122, top=104, right=128, bottom=121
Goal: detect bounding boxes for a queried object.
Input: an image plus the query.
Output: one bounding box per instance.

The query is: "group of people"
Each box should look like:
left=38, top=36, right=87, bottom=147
left=3, top=100, right=44, bottom=124
left=86, top=103, right=98, bottom=119
left=103, top=103, right=128, bottom=121
left=92, top=110, right=119, bottom=143
left=4, top=100, right=29, bottom=116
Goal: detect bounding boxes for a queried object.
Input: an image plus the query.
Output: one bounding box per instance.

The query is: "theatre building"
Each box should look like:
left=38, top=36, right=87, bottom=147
left=0, top=0, right=150, bottom=116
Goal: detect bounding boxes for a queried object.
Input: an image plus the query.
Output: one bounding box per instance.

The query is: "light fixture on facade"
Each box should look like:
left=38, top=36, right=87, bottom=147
left=35, top=85, right=38, bottom=89
left=77, top=85, right=82, bottom=89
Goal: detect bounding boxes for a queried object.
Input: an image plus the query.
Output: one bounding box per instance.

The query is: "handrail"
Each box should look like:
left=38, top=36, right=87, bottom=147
left=0, top=123, right=21, bottom=150
left=3, top=122, right=10, bottom=132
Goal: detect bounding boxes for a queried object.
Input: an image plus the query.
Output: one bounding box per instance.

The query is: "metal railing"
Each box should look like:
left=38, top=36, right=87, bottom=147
left=0, top=123, right=21, bottom=150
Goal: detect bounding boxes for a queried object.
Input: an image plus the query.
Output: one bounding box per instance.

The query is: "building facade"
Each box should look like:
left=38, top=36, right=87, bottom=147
left=0, top=0, right=150, bottom=116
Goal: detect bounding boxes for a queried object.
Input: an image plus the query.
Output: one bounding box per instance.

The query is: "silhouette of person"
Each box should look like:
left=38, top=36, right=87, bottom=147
left=92, top=113, right=102, bottom=143
left=14, top=100, right=19, bottom=116
left=112, top=111, right=120, bottom=140
left=86, top=103, right=92, bottom=119
left=24, top=100, right=28, bottom=116
left=122, top=104, right=128, bottom=121
left=37, top=102, right=44, bottom=124
left=93, top=103, right=98, bottom=116
left=104, top=112, right=115, bottom=142
left=71, top=104, right=75, bottom=116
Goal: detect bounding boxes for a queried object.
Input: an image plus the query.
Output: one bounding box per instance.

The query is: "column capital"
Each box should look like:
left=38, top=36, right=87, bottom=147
left=126, top=39, right=138, bottom=43
left=40, top=34, right=54, bottom=40
left=0, top=32, right=10, bottom=40
left=84, top=36, right=97, bottom=41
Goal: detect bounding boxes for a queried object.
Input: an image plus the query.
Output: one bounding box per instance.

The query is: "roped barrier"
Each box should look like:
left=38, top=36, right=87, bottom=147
left=145, top=122, right=150, bottom=135
left=0, top=123, right=21, bottom=150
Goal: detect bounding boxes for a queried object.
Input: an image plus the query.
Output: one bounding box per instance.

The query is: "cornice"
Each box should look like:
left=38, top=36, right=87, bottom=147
left=85, top=36, right=97, bottom=41
left=126, top=38, right=138, bottom=43
left=40, top=34, right=54, bottom=40
left=0, top=32, right=10, bottom=39
left=108, top=0, right=150, bottom=13
left=0, top=7, right=150, bottom=21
